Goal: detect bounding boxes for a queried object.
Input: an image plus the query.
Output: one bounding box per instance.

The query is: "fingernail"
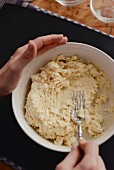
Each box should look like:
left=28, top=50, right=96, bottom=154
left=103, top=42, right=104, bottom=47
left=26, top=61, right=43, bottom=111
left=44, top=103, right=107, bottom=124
left=59, top=34, right=63, bottom=36
left=79, top=139, right=86, bottom=145
left=64, top=36, right=68, bottom=40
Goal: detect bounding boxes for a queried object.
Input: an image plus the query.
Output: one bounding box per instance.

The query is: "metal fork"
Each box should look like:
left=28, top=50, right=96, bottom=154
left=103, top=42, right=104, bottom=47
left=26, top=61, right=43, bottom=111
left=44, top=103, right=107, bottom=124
left=72, top=90, right=85, bottom=142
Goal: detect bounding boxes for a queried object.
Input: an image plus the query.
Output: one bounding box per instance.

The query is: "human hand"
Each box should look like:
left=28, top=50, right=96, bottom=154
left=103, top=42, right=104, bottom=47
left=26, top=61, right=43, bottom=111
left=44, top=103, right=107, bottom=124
left=55, top=140, right=106, bottom=170
left=0, top=34, right=67, bottom=96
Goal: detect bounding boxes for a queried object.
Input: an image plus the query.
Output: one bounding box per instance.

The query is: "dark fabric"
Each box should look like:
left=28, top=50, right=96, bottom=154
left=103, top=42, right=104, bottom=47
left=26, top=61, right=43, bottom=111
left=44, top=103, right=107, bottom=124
left=0, top=0, right=22, bottom=9
left=0, top=4, right=114, bottom=170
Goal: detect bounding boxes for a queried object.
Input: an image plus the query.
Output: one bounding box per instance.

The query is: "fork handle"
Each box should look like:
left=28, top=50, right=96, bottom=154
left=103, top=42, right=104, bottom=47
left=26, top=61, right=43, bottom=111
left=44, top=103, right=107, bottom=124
left=77, top=123, right=83, bottom=141
left=77, top=123, right=84, bottom=162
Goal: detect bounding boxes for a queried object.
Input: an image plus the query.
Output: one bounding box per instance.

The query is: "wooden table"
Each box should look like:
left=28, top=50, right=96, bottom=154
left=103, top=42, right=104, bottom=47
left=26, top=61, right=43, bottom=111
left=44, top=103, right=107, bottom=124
left=31, top=0, right=114, bottom=36
left=0, top=162, right=14, bottom=170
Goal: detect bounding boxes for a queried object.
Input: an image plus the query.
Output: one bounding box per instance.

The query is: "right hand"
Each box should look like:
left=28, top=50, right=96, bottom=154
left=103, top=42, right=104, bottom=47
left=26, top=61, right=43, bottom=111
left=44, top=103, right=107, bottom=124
left=55, top=140, right=106, bottom=170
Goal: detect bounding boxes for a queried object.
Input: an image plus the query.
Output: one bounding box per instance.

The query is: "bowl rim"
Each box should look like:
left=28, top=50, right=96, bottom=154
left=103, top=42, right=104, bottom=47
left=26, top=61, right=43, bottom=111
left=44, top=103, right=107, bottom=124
left=12, top=42, right=114, bottom=152
left=90, top=0, right=114, bottom=23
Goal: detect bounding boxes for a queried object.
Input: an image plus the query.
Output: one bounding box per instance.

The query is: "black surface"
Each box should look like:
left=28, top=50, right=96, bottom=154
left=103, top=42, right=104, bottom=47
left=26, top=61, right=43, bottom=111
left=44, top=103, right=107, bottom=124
left=0, top=4, right=114, bottom=170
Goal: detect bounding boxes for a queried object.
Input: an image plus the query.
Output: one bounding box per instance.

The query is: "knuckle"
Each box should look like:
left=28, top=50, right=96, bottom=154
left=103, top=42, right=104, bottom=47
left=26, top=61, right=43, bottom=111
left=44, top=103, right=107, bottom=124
left=87, top=141, right=98, bottom=150
left=37, top=37, right=42, bottom=42
left=80, top=163, right=97, bottom=170
left=98, top=155, right=102, bottom=160
left=87, top=141, right=98, bottom=147
left=80, top=155, right=97, bottom=170
left=15, top=47, right=22, bottom=54
left=35, top=37, right=43, bottom=46
left=55, top=163, right=64, bottom=170
left=89, top=163, right=97, bottom=170
left=88, top=157, right=97, bottom=169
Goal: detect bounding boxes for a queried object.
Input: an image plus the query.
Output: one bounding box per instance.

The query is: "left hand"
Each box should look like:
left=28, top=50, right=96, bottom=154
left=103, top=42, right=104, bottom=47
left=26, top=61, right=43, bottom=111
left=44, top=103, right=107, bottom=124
left=0, top=34, right=68, bottom=96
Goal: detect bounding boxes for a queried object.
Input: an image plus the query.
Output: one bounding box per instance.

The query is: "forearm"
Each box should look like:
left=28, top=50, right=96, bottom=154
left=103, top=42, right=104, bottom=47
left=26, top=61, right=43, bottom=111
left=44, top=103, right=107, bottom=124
left=0, top=43, right=34, bottom=97
left=0, top=68, right=11, bottom=96
left=0, top=63, right=22, bottom=97
left=0, top=45, right=35, bottom=97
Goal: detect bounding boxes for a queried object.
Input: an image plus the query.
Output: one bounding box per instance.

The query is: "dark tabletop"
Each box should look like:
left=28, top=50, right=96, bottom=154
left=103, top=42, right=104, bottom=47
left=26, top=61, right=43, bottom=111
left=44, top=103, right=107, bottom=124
left=0, top=4, right=114, bottom=170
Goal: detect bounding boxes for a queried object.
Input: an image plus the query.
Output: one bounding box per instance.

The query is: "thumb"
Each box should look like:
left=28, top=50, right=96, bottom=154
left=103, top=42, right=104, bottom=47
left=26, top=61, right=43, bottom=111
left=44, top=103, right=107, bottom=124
left=22, top=40, right=37, bottom=61
left=16, top=40, right=37, bottom=70
left=56, top=145, right=80, bottom=170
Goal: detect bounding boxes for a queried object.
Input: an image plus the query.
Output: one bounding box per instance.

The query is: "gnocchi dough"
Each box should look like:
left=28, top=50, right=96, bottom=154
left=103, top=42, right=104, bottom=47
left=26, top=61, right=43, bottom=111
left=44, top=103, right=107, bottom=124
left=25, top=55, right=111, bottom=146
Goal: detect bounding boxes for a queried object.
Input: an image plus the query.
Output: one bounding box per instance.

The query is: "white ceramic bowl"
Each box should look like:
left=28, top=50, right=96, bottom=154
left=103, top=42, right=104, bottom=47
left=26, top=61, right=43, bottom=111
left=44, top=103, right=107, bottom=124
left=12, top=42, right=114, bottom=152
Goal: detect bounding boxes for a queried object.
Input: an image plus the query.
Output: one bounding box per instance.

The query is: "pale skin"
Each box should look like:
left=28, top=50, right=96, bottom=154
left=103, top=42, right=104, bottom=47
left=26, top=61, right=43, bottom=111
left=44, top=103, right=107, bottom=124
left=0, top=34, right=106, bottom=170
left=0, top=34, right=67, bottom=96
left=56, top=140, right=106, bottom=170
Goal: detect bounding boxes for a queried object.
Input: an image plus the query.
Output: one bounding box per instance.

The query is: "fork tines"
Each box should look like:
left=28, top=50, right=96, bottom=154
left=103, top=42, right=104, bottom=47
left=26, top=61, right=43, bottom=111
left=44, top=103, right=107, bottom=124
left=72, top=90, right=85, bottom=122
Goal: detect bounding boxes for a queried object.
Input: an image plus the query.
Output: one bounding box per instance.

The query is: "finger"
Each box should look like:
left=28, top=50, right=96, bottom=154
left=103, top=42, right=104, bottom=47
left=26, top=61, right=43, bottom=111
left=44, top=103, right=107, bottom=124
left=12, top=40, right=37, bottom=70
left=79, top=140, right=99, bottom=157
left=17, top=40, right=37, bottom=64
left=13, top=34, right=67, bottom=57
left=75, top=155, right=98, bottom=170
left=34, top=34, right=65, bottom=46
left=23, top=40, right=37, bottom=60
left=57, top=36, right=68, bottom=44
left=14, top=40, right=37, bottom=59
left=37, top=37, right=68, bottom=55
left=75, top=155, right=106, bottom=170
left=74, top=141, right=99, bottom=170
left=97, top=156, right=106, bottom=170
left=56, top=145, right=80, bottom=170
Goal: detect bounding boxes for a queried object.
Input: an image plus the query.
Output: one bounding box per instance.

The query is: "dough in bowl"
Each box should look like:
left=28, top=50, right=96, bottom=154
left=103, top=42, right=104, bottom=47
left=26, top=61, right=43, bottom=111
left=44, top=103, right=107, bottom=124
left=25, top=55, right=113, bottom=146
